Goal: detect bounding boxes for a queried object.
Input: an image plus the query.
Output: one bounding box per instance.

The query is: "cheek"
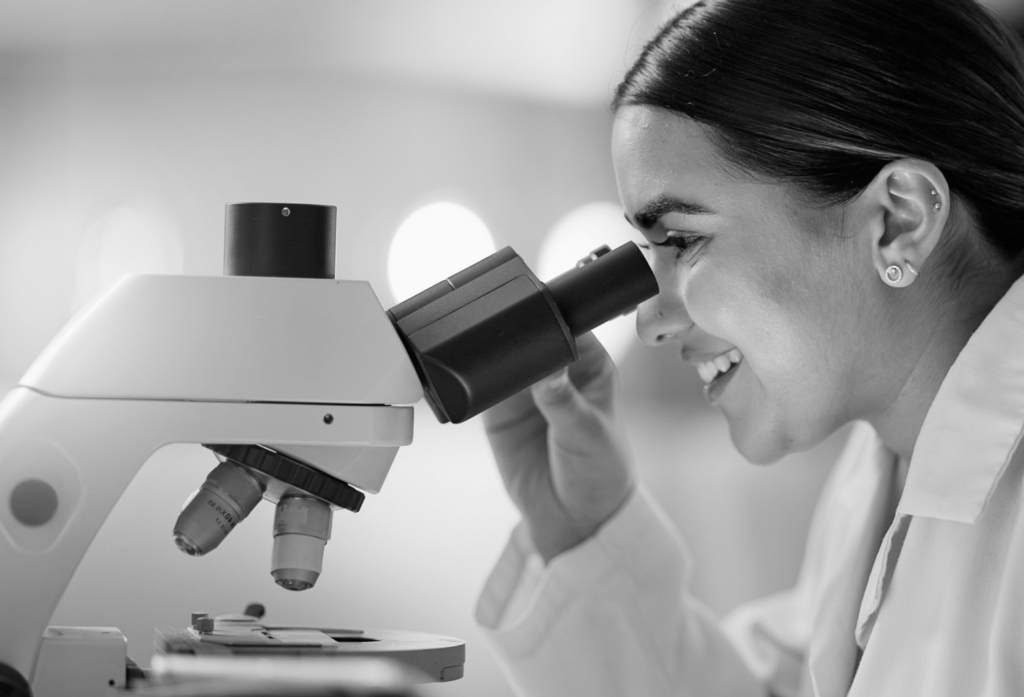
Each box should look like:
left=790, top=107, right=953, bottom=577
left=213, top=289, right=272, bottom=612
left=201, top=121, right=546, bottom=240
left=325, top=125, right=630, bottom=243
left=684, top=259, right=792, bottom=343
left=685, top=260, right=831, bottom=385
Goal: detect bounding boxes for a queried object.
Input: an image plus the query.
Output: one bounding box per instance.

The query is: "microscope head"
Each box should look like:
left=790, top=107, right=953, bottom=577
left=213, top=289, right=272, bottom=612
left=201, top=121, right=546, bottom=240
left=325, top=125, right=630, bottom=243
left=166, top=201, right=656, bottom=590
left=171, top=202, right=394, bottom=591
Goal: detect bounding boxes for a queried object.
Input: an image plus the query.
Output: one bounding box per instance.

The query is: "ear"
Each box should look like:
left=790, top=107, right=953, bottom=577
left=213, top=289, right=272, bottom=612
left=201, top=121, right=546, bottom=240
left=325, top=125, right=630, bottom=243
left=857, top=159, right=949, bottom=288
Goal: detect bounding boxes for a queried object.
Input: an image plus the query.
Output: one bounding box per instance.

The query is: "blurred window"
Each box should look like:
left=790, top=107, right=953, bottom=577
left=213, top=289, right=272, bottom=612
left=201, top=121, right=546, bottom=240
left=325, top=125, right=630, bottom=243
left=387, top=202, right=495, bottom=304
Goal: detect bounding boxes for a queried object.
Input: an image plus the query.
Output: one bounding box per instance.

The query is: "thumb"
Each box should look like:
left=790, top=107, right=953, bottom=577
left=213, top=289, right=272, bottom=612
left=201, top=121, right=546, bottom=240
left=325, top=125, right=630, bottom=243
left=530, top=368, right=596, bottom=433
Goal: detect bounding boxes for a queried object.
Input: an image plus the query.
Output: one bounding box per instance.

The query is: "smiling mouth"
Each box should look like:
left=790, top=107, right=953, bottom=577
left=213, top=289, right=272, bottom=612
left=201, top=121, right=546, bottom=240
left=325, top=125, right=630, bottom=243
left=696, top=348, right=742, bottom=384
left=695, top=348, right=742, bottom=400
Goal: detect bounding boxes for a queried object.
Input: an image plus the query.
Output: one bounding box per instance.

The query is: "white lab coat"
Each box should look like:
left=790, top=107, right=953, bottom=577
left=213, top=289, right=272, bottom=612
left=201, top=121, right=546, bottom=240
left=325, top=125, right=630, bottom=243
left=475, top=276, right=1024, bottom=697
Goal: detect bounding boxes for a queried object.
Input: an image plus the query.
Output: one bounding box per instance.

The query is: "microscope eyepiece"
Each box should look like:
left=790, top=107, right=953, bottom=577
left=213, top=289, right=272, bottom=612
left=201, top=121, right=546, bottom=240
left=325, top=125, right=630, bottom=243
left=545, top=244, right=654, bottom=336
left=388, top=242, right=657, bottom=424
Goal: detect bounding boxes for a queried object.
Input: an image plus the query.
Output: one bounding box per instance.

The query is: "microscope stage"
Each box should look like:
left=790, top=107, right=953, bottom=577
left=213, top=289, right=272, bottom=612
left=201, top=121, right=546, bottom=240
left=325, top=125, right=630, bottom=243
left=156, top=615, right=464, bottom=683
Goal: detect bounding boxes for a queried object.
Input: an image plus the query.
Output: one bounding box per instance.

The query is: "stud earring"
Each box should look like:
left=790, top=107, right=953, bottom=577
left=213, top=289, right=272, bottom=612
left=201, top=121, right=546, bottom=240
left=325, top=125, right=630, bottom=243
left=885, top=264, right=903, bottom=285
left=905, top=260, right=920, bottom=277
left=934, top=202, right=942, bottom=211
left=930, top=189, right=937, bottom=195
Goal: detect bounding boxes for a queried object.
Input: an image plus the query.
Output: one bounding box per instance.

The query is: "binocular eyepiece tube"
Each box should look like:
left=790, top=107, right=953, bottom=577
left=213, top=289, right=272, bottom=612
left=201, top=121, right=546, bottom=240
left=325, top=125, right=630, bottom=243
left=388, top=241, right=657, bottom=424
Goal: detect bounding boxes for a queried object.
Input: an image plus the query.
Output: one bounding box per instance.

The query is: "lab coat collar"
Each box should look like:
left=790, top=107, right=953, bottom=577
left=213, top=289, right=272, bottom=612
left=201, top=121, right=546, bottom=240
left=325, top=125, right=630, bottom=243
left=898, top=274, right=1024, bottom=524
left=809, top=424, right=898, bottom=697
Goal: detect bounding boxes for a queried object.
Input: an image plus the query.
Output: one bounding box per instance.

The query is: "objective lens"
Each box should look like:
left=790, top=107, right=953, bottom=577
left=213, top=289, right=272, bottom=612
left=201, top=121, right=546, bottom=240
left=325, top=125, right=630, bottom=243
left=271, top=496, right=333, bottom=591
left=173, top=461, right=264, bottom=556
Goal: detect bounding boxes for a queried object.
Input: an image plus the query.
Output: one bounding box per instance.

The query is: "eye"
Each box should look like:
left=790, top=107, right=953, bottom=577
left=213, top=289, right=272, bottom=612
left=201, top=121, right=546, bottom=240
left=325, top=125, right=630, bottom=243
left=638, top=232, right=706, bottom=262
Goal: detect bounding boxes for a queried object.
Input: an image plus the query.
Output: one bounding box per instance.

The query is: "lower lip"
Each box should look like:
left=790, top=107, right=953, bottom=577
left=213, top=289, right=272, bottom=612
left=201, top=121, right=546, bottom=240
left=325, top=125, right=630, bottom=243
left=703, top=361, right=740, bottom=403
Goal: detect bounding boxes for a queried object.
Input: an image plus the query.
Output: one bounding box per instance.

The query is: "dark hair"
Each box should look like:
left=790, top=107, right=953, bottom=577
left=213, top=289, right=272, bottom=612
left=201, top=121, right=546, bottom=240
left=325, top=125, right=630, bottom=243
left=614, top=0, right=1024, bottom=265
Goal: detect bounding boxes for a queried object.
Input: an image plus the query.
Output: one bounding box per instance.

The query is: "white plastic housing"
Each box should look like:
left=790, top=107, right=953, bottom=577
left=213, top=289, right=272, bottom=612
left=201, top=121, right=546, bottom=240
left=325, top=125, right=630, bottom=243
left=32, top=627, right=126, bottom=697
left=21, top=275, right=423, bottom=405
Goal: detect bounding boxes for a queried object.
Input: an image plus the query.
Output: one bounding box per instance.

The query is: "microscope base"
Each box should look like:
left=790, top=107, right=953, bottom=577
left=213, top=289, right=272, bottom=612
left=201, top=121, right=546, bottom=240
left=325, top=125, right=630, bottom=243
left=32, top=627, right=127, bottom=697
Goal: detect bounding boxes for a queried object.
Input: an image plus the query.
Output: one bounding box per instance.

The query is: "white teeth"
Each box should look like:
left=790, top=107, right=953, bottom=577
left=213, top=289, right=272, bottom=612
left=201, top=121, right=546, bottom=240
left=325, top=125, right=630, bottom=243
left=697, top=361, right=718, bottom=384
left=694, top=349, right=743, bottom=385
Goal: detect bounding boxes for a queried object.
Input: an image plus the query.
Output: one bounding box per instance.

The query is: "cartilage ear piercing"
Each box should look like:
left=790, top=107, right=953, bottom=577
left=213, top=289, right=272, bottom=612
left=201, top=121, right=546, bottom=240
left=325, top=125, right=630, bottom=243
left=930, top=189, right=937, bottom=195
left=934, top=202, right=942, bottom=211
left=905, top=260, right=920, bottom=277
left=885, top=264, right=903, bottom=285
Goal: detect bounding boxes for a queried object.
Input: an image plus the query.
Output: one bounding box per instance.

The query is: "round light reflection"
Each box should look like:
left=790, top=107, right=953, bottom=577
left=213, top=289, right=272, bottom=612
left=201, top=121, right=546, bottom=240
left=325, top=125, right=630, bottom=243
left=75, top=198, right=184, bottom=310
left=387, top=202, right=496, bottom=304
left=538, top=202, right=641, bottom=364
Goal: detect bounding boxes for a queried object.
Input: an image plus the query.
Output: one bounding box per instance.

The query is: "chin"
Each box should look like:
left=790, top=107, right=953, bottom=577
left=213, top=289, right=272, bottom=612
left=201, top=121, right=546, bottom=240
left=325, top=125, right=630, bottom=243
left=728, top=410, right=841, bottom=464
left=734, top=440, right=789, bottom=465
left=726, top=416, right=796, bottom=465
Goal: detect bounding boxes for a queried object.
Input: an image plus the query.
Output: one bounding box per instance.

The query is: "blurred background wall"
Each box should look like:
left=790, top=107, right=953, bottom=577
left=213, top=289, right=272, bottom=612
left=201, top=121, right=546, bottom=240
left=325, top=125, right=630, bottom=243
left=1, top=1, right=1018, bottom=695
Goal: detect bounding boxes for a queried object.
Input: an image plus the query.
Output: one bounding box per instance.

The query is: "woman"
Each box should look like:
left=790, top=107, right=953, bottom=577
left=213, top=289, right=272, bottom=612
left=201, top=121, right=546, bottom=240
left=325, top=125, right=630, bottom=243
left=475, top=0, right=1024, bottom=695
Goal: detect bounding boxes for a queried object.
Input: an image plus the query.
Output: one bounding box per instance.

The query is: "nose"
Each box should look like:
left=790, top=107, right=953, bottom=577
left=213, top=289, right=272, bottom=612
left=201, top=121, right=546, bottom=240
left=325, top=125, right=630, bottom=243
left=637, top=291, right=692, bottom=346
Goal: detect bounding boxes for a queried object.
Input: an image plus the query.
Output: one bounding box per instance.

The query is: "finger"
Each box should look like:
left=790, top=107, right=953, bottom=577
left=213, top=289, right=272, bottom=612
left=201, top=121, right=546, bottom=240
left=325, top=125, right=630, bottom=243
left=486, top=332, right=615, bottom=435
left=486, top=335, right=606, bottom=430
left=531, top=368, right=599, bottom=436
left=482, top=385, right=540, bottom=433
left=568, top=333, right=617, bottom=411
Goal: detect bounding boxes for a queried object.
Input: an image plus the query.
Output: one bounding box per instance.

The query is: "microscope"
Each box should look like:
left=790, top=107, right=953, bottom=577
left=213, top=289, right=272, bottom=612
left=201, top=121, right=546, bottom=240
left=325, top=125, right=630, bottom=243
left=0, top=203, right=657, bottom=696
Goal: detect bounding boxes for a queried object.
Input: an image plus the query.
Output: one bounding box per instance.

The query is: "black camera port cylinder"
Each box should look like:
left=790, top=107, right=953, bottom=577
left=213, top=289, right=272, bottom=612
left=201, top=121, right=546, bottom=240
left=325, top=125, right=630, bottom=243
left=224, top=202, right=337, bottom=279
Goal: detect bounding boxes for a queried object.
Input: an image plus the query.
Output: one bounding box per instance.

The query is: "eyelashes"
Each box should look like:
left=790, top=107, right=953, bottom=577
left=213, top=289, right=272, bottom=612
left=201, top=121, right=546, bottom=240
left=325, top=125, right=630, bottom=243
left=638, top=233, right=706, bottom=261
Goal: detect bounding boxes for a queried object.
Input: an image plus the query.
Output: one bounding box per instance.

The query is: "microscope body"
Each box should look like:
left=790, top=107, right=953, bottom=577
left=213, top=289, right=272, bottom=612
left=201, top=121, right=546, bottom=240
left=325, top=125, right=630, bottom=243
left=0, top=273, right=421, bottom=691
left=0, top=202, right=658, bottom=695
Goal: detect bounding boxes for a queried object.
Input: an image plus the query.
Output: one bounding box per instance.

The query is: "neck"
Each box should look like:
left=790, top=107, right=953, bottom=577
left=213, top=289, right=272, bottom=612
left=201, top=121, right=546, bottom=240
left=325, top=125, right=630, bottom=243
left=868, top=275, right=1013, bottom=461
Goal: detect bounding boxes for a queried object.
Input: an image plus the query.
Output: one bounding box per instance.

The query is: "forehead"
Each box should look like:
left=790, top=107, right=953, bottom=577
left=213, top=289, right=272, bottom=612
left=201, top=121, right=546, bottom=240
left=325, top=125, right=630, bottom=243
left=611, top=106, right=748, bottom=206
left=612, top=105, right=724, bottom=172
left=611, top=105, right=821, bottom=220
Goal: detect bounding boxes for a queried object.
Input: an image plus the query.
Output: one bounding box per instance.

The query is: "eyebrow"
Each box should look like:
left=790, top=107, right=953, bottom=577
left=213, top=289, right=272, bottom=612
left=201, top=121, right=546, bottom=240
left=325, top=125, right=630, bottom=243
left=628, top=195, right=716, bottom=230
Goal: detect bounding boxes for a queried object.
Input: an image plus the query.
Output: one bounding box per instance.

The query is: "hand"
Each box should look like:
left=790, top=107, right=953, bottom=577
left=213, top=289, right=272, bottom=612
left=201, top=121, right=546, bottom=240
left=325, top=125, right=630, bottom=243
left=482, top=333, right=636, bottom=563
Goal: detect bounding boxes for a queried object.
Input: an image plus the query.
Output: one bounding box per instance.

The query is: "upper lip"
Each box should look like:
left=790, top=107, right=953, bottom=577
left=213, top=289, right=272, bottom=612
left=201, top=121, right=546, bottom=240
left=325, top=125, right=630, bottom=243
left=681, top=348, right=738, bottom=364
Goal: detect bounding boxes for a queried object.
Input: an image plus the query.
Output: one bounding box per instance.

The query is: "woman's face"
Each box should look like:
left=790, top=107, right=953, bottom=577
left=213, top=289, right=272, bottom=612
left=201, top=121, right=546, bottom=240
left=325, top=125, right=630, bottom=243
left=614, top=106, right=886, bottom=463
